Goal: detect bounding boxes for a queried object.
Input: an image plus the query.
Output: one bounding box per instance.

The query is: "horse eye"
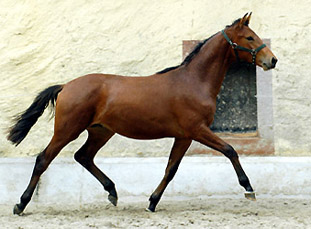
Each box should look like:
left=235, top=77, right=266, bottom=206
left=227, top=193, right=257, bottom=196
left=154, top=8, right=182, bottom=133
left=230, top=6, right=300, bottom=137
left=246, top=36, right=254, bottom=41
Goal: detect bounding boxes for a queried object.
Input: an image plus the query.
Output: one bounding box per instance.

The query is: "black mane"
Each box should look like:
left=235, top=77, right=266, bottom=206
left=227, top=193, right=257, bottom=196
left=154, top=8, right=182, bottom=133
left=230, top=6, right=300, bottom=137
left=156, top=66, right=180, bottom=74
left=156, top=38, right=210, bottom=74
left=156, top=17, right=242, bottom=74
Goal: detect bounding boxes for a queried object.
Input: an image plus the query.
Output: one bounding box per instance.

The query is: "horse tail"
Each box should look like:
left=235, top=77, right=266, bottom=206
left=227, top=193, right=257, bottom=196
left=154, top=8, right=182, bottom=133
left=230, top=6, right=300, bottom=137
left=7, top=84, right=64, bottom=146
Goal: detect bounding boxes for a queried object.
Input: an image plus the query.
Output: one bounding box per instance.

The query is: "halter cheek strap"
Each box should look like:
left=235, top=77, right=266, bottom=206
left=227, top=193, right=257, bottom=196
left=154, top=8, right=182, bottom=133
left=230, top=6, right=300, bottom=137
left=221, top=30, right=266, bottom=65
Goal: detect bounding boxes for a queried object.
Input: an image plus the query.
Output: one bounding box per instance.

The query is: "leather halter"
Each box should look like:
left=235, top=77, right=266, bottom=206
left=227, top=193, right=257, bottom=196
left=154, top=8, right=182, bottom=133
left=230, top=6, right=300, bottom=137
left=221, top=30, right=266, bottom=65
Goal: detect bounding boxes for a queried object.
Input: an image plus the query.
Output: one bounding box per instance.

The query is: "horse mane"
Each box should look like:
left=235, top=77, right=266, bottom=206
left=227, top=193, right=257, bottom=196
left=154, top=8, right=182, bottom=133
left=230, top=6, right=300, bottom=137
left=156, top=17, right=242, bottom=74
left=156, top=38, right=210, bottom=74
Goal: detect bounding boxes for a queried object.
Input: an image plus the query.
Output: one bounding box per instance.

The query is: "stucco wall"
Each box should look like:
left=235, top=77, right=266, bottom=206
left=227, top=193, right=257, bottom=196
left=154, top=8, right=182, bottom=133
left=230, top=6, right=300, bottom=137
left=0, top=0, right=310, bottom=157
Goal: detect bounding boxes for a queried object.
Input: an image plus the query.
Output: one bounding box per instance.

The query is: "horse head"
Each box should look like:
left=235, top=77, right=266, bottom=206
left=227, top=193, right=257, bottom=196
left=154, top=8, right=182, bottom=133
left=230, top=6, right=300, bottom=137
left=223, top=13, right=278, bottom=70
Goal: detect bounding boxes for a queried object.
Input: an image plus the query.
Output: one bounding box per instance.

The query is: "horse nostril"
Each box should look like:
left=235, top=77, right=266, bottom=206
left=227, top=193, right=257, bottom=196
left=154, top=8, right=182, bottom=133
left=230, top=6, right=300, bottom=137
left=271, top=57, right=278, bottom=67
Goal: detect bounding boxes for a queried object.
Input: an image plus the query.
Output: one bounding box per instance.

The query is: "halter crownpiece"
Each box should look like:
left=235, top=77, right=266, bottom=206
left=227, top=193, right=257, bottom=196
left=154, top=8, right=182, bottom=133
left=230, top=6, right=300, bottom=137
left=221, top=30, right=266, bottom=65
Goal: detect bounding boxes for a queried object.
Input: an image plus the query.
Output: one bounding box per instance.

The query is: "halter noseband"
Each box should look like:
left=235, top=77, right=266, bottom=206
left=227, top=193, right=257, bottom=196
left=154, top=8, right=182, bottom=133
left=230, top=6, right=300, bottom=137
left=221, top=30, right=266, bottom=65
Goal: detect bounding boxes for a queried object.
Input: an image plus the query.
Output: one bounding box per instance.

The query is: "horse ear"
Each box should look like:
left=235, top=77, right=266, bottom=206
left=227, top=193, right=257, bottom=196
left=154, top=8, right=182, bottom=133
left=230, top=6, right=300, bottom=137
left=245, top=12, right=252, bottom=26
left=239, top=13, right=249, bottom=28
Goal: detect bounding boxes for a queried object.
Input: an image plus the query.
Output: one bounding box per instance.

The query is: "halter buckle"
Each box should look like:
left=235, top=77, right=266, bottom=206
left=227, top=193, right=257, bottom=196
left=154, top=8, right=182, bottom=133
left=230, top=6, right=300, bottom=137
left=251, top=50, right=257, bottom=55
left=232, top=43, right=238, bottom=49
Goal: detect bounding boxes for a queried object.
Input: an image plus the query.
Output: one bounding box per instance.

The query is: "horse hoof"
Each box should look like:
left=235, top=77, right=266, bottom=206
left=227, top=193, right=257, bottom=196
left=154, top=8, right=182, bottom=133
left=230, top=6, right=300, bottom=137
left=108, top=194, right=118, bottom=206
left=145, top=207, right=155, bottom=213
left=13, top=204, right=24, bottom=215
left=147, top=203, right=156, bottom=212
left=244, top=191, right=256, bottom=201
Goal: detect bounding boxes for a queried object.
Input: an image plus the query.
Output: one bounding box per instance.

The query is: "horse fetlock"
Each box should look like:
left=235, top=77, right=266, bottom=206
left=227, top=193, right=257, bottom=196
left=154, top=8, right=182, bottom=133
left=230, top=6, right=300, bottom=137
left=104, top=181, right=116, bottom=193
left=239, top=176, right=252, bottom=191
left=20, top=192, right=32, bottom=207
left=148, top=195, right=159, bottom=212
left=148, top=194, right=161, bottom=212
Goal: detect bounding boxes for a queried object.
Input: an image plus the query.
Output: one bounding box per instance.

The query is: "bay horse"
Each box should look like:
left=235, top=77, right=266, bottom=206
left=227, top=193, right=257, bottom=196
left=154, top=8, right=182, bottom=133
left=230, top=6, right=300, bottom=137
left=8, top=13, right=277, bottom=215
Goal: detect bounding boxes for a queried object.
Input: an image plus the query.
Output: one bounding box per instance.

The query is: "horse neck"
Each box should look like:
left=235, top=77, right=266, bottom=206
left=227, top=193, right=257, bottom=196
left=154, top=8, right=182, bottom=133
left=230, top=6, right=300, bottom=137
left=186, top=32, right=234, bottom=98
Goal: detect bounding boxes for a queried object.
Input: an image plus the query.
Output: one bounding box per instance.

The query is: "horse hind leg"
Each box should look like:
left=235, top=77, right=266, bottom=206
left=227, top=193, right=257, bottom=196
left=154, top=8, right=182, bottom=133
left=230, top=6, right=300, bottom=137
left=13, top=132, right=79, bottom=215
left=74, top=125, right=117, bottom=206
left=13, top=103, right=91, bottom=215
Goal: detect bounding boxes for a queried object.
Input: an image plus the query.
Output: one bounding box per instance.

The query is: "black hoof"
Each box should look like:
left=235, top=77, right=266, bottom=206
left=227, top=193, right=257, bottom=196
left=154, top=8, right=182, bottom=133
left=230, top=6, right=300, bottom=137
left=13, top=204, right=24, bottom=215
left=147, top=203, right=156, bottom=212
left=108, top=194, right=118, bottom=206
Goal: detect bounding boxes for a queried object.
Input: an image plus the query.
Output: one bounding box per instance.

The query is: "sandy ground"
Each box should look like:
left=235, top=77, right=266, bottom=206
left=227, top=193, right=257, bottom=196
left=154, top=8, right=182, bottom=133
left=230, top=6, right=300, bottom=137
left=1, top=197, right=310, bottom=229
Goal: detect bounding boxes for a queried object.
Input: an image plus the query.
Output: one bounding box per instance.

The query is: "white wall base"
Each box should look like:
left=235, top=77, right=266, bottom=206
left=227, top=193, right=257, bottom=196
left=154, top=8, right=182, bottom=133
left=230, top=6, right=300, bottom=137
left=1, top=156, right=311, bottom=204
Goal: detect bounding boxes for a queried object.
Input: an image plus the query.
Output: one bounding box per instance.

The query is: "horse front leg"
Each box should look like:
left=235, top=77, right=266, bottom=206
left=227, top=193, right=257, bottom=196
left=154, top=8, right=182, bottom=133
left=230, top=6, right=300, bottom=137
left=194, top=125, right=255, bottom=200
left=148, top=138, right=192, bottom=212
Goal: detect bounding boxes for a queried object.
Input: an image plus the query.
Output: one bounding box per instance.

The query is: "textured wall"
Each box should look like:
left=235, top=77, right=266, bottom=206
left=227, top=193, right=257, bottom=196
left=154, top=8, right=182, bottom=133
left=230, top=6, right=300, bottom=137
left=0, top=0, right=310, bottom=157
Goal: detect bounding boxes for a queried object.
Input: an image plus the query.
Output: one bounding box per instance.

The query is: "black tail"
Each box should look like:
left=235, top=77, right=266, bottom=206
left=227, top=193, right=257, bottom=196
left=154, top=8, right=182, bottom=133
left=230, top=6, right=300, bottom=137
left=7, top=85, right=63, bottom=146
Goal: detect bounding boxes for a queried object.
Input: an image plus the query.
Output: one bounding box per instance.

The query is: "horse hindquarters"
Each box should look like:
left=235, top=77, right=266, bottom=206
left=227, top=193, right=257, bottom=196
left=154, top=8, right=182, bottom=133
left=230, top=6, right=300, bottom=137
left=13, top=83, right=97, bottom=215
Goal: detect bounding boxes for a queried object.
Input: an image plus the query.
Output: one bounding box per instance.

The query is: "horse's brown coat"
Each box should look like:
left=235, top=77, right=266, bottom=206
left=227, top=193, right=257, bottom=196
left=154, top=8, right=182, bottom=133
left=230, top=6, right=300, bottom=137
left=9, top=13, right=277, bottom=214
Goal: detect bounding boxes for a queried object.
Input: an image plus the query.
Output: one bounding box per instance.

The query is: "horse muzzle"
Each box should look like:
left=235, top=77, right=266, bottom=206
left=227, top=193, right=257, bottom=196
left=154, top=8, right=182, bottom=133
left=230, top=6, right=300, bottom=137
left=262, top=56, right=278, bottom=71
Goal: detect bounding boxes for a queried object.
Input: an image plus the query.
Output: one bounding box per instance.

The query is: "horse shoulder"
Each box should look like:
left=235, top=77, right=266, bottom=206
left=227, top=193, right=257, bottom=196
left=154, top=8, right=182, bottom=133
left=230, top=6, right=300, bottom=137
left=171, top=95, right=216, bottom=138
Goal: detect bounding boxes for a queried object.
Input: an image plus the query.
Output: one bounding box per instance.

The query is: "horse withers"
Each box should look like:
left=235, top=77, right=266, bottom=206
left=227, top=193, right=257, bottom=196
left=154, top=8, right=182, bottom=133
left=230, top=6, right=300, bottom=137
left=8, top=13, right=277, bottom=215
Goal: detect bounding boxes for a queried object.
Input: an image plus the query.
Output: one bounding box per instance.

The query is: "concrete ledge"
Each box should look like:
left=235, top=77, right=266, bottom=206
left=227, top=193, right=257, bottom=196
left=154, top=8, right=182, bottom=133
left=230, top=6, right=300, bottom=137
left=1, top=156, right=311, bottom=204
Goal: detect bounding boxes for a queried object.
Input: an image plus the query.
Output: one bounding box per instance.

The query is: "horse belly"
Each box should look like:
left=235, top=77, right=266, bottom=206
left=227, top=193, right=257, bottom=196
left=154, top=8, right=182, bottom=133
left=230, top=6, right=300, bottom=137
left=100, top=107, right=182, bottom=139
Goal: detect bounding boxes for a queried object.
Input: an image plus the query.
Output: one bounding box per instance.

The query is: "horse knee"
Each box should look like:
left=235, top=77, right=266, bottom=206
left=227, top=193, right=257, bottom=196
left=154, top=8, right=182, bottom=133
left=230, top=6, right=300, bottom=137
left=222, top=145, right=238, bottom=159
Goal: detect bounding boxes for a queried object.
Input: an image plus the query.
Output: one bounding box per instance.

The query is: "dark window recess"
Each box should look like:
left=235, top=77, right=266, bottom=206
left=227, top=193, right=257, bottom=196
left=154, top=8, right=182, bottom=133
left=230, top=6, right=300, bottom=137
left=210, top=63, right=257, bottom=133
